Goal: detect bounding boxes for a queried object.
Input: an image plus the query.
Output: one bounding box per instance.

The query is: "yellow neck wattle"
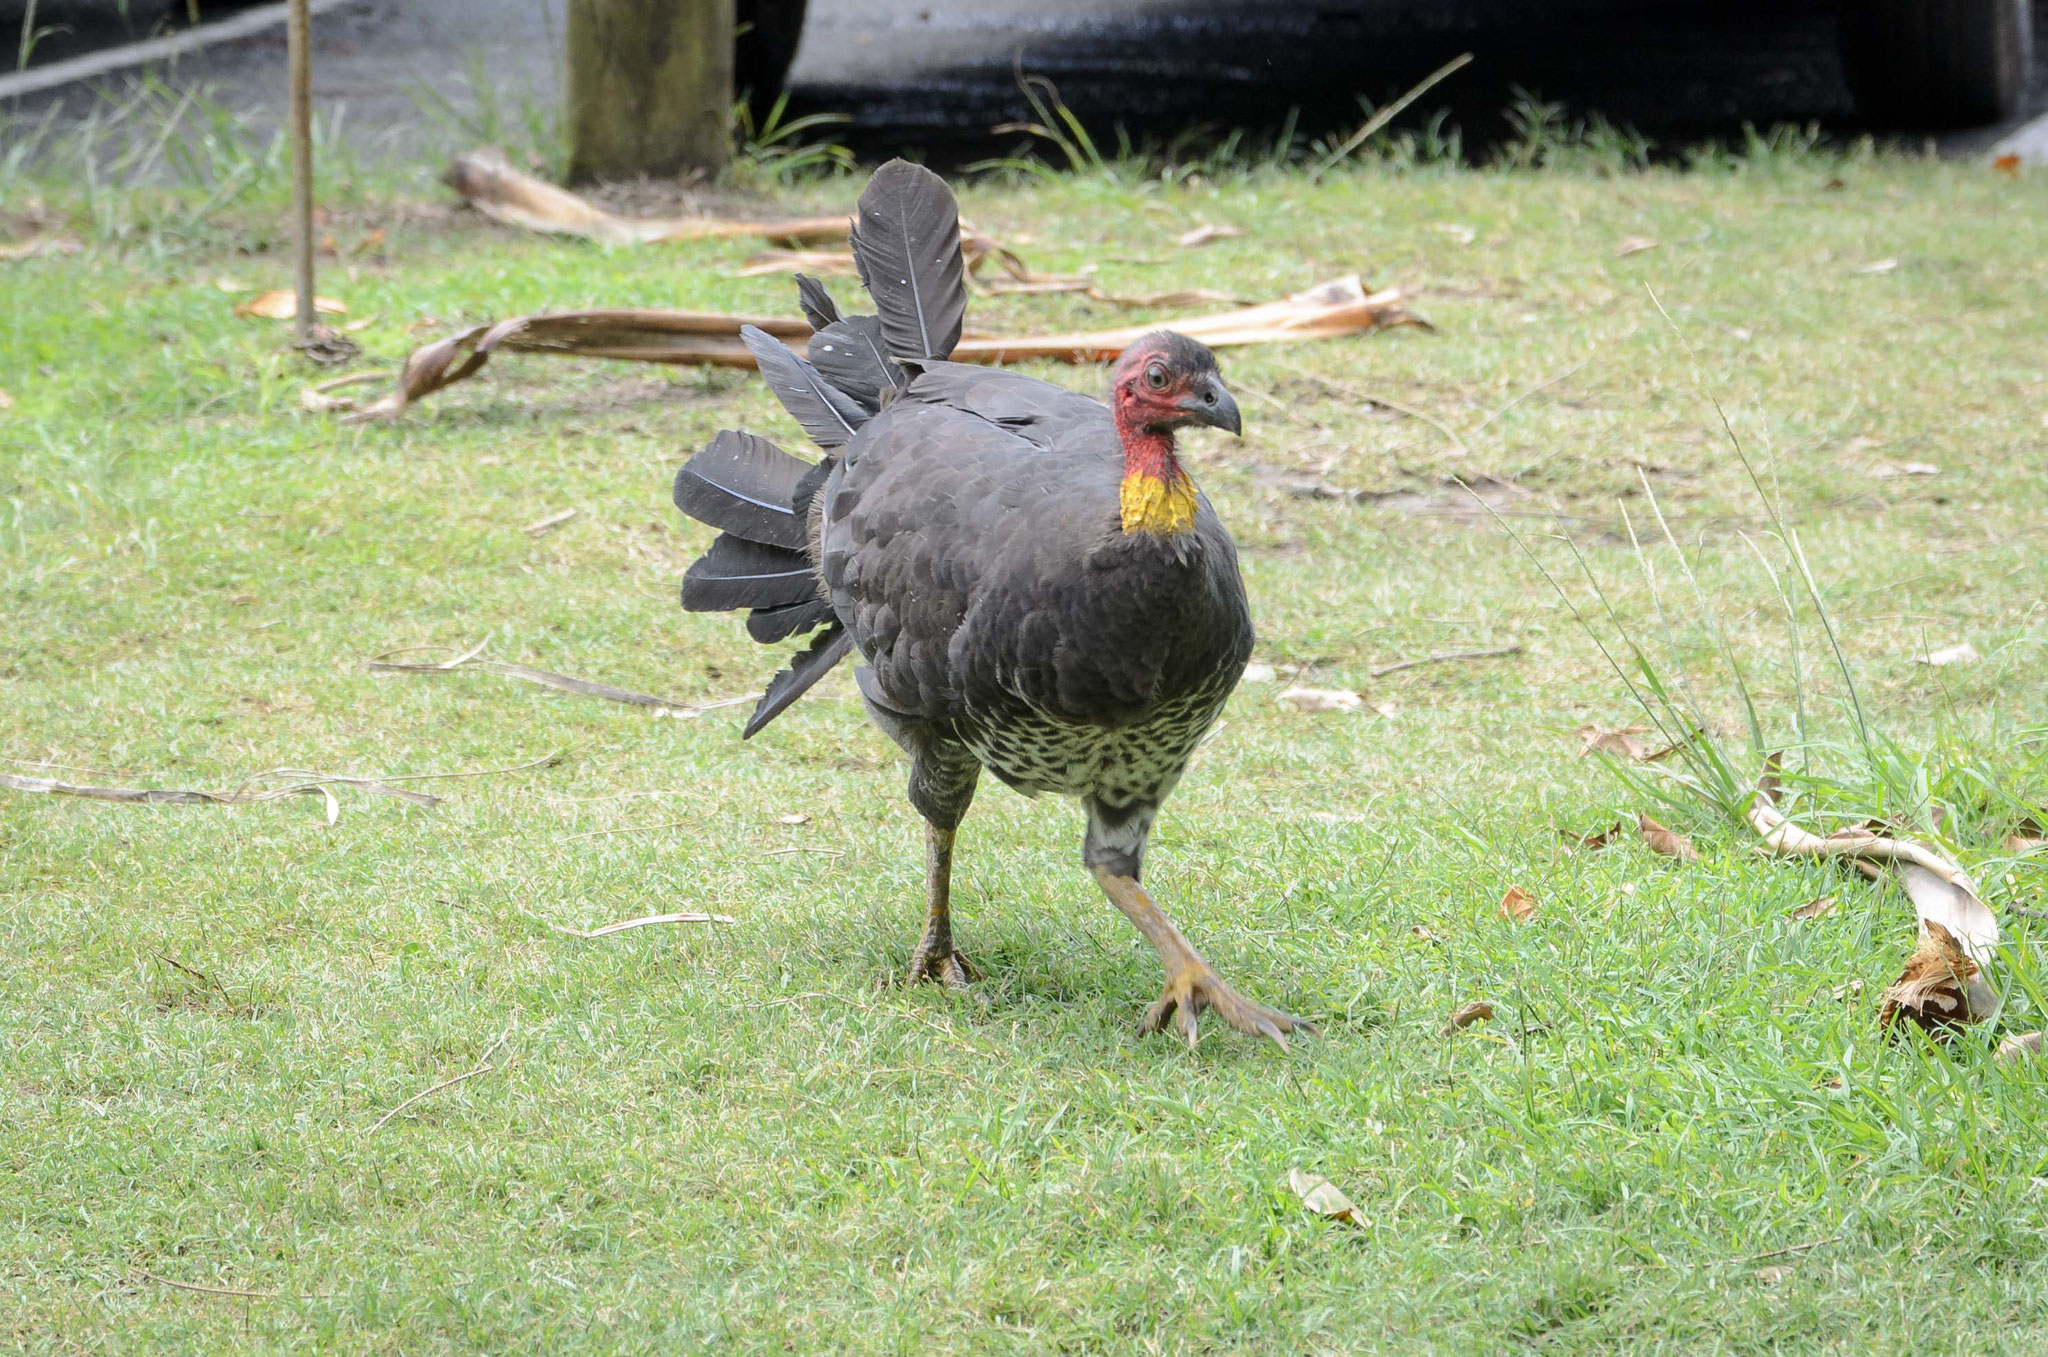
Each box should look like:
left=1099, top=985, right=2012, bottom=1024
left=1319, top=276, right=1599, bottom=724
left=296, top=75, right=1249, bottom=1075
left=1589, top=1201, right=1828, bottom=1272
left=1119, top=469, right=1198, bottom=536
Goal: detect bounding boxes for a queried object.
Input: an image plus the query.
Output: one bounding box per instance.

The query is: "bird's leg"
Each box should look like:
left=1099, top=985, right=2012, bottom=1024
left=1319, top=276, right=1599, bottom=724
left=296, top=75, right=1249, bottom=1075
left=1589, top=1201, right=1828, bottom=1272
left=1091, top=866, right=1315, bottom=1051
left=906, top=823, right=975, bottom=988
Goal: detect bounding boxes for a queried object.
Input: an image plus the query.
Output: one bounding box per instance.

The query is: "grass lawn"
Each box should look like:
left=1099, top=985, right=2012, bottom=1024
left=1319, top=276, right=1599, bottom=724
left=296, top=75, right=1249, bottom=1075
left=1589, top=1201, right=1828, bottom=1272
left=5, top=141, right=2048, bottom=1352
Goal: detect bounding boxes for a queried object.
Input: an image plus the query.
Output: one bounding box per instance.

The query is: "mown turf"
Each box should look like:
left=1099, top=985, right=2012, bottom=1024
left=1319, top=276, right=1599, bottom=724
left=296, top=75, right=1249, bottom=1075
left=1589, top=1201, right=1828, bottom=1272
left=4, top=147, right=2048, bottom=1353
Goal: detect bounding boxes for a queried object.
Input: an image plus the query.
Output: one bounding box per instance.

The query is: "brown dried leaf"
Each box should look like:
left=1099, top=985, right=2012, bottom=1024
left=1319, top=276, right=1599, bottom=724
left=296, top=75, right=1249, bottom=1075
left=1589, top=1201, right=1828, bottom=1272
left=1287, top=1168, right=1365, bottom=1226
left=1789, top=894, right=1838, bottom=922
left=445, top=147, right=846, bottom=246
left=1576, top=724, right=1651, bottom=760
left=1996, top=1031, right=2043, bottom=1062
left=1499, top=885, right=1538, bottom=923
left=1637, top=813, right=1700, bottom=861
left=1879, top=919, right=1993, bottom=1040
left=776, top=812, right=811, bottom=826
left=739, top=247, right=859, bottom=277
left=1441, top=1000, right=1494, bottom=1034
left=1869, top=461, right=1940, bottom=479
left=1615, top=236, right=1658, bottom=257
left=236, top=290, right=346, bottom=320
left=1559, top=822, right=1622, bottom=851
left=2005, top=836, right=2048, bottom=854
left=1178, top=222, right=1246, bottom=248
left=350, top=276, right=1421, bottom=420
left=1993, top=154, right=2022, bottom=177
left=1757, top=750, right=1785, bottom=805
left=1410, top=925, right=1439, bottom=942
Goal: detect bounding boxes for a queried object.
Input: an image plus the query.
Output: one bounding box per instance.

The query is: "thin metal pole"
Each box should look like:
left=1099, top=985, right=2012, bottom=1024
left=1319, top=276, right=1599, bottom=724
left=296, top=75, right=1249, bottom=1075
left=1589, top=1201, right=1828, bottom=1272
left=287, top=0, right=314, bottom=343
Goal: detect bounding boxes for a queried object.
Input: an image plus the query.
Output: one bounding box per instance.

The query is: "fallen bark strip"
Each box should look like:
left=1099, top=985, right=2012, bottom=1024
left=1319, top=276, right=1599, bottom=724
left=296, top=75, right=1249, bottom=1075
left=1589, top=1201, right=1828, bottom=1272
left=447, top=148, right=847, bottom=246
left=1745, top=779, right=1998, bottom=961
left=366, top=646, right=751, bottom=716
left=140, top=1271, right=280, bottom=1300
left=352, top=276, right=1424, bottom=421
left=1369, top=645, right=1521, bottom=679
left=0, top=769, right=439, bottom=811
left=545, top=911, right=737, bottom=937
left=368, top=1031, right=510, bottom=1135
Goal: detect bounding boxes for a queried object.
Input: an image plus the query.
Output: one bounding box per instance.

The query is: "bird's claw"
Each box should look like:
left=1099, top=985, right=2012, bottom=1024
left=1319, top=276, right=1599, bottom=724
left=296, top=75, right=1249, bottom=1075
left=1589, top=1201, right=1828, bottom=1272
left=1138, top=963, right=1316, bottom=1051
left=906, top=940, right=976, bottom=990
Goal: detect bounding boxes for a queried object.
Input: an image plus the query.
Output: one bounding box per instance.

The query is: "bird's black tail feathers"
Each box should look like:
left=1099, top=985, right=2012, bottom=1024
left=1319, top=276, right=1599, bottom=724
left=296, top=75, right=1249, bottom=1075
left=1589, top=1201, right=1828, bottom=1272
left=673, top=431, right=840, bottom=737
left=673, top=159, right=967, bottom=737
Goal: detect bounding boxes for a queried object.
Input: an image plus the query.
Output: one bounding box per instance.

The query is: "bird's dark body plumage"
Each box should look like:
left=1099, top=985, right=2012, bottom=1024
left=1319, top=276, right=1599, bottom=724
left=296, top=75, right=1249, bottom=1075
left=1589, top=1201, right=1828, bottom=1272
left=668, top=161, right=1307, bottom=1048
left=819, top=364, right=1252, bottom=847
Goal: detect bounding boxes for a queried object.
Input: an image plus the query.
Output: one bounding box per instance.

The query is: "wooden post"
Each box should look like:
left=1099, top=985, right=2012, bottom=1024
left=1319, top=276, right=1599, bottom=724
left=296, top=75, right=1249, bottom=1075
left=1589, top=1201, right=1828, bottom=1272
left=287, top=0, right=315, bottom=343
left=566, top=0, right=734, bottom=184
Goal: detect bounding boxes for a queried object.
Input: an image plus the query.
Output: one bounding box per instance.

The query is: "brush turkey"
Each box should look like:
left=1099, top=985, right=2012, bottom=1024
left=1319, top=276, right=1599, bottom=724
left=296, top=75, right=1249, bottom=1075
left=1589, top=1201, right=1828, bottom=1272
left=671, top=161, right=1311, bottom=1048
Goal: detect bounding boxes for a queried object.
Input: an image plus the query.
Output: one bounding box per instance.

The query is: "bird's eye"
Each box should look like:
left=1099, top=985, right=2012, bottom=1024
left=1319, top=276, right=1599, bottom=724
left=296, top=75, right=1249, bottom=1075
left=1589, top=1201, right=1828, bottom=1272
left=1145, top=364, right=1170, bottom=391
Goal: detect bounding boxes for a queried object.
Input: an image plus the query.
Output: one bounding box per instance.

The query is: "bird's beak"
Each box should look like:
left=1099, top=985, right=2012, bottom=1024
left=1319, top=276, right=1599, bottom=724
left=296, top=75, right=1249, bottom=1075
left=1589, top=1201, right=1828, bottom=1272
left=1181, top=374, right=1242, bottom=436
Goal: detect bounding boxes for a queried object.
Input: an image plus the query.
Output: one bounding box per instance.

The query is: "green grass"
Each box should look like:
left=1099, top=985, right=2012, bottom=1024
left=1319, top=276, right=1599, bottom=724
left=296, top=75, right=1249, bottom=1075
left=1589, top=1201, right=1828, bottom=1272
left=6, top=145, right=2048, bottom=1353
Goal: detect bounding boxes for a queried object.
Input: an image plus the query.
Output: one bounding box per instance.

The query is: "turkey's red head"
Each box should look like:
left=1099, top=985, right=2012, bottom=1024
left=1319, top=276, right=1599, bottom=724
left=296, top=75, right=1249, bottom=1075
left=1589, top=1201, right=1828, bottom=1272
left=1109, top=333, right=1239, bottom=536
left=1109, top=332, right=1242, bottom=436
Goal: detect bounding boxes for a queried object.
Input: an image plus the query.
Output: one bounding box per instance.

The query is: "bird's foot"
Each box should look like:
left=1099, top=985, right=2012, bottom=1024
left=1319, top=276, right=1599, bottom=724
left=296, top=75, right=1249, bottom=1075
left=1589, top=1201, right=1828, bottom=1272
left=905, top=936, right=976, bottom=990
left=1140, top=962, right=1316, bottom=1051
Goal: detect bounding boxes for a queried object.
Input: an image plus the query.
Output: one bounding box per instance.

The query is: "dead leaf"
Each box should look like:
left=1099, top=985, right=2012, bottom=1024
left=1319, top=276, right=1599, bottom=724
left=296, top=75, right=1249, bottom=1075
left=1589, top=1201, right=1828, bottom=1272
left=1996, top=1031, right=2043, bottom=1062
left=0, top=389, right=12, bottom=410
left=1410, top=925, right=1439, bottom=941
left=1278, top=687, right=1363, bottom=713
left=2005, top=836, right=2047, bottom=854
left=1913, top=642, right=1979, bottom=667
left=1870, top=461, right=1940, bottom=479
left=1499, top=885, right=1538, bottom=923
left=523, top=508, right=578, bottom=536
left=212, top=276, right=250, bottom=293
left=354, top=228, right=387, bottom=254
left=1789, top=894, right=1838, bottom=922
left=740, top=247, right=860, bottom=277
left=446, top=147, right=845, bottom=246
left=1431, top=222, right=1475, bottom=245
left=1831, top=978, right=1864, bottom=1002
left=1637, top=813, right=1701, bottom=861
left=1177, top=222, right=1245, bottom=248
left=1576, top=724, right=1651, bottom=760
left=343, top=316, right=379, bottom=333
left=1441, top=1000, right=1494, bottom=1034
left=1993, top=154, right=2021, bottom=177
left=236, top=290, right=347, bottom=320
left=1879, top=919, right=1993, bottom=1040
left=1854, top=258, right=1900, bottom=275
left=350, top=275, right=1423, bottom=421
left=776, top=812, right=811, bottom=826
left=1287, top=1169, right=1365, bottom=1226
left=1241, top=662, right=1278, bottom=683
left=1559, top=822, right=1622, bottom=851
left=1615, top=236, right=1658, bottom=257
left=1370, top=700, right=1398, bottom=719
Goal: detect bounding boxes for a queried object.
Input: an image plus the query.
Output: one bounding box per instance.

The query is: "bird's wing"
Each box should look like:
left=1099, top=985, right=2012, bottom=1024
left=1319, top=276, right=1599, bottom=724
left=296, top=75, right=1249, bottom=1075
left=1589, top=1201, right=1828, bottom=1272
left=898, top=361, right=1112, bottom=453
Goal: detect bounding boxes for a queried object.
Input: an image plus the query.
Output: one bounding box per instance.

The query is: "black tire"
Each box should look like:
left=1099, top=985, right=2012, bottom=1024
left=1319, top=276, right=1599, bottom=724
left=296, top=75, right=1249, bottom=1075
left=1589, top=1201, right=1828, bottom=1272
left=1840, top=0, right=2036, bottom=127
left=735, top=0, right=809, bottom=123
